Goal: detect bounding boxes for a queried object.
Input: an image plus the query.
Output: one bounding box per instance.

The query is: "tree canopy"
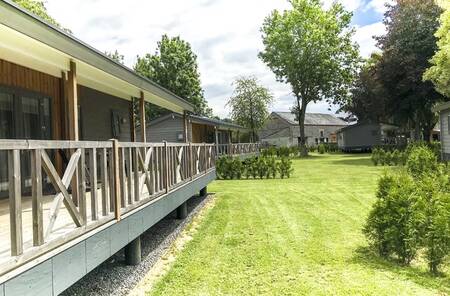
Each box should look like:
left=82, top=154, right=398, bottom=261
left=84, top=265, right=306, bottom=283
left=134, top=35, right=212, bottom=119
left=424, top=6, right=450, bottom=98
left=375, top=0, right=444, bottom=140
left=227, top=76, right=273, bottom=142
left=341, top=53, right=387, bottom=123
left=105, top=50, right=125, bottom=64
left=259, top=0, right=359, bottom=155
left=13, top=0, right=71, bottom=33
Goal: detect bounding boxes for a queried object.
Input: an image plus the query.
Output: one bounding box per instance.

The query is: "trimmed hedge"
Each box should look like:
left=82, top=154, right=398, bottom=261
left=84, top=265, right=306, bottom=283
left=216, top=156, right=293, bottom=180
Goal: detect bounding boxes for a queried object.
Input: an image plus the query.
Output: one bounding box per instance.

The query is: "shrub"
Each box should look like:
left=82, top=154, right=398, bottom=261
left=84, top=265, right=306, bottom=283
left=371, top=148, right=380, bottom=166
left=266, top=157, right=278, bottom=178
left=278, top=157, right=293, bottom=178
left=415, top=175, right=450, bottom=274
left=364, top=171, right=420, bottom=264
left=406, top=145, right=438, bottom=178
left=318, top=144, right=326, bottom=154
left=378, top=149, right=386, bottom=166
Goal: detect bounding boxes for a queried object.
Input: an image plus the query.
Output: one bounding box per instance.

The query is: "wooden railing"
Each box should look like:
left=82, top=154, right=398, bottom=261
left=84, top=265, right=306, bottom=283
left=216, top=143, right=260, bottom=157
left=0, top=140, right=216, bottom=276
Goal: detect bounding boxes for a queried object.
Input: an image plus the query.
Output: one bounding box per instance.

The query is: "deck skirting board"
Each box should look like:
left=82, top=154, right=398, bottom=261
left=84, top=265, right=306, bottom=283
left=1, top=170, right=215, bottom=296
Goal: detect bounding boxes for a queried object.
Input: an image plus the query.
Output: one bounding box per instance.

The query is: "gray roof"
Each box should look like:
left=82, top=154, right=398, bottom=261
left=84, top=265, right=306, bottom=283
left=273, top=112, right=348, bottom=126
left=149, top=113, right=247, bottom=131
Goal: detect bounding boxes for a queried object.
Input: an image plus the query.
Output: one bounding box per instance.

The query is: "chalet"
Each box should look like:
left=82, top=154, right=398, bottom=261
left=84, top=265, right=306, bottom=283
left=336, top=123, right=400, bottom=152
left=0, top=1, right=257, bottom=295
left=145, top=112, right=247, bottom=144
left=259, top=111, right=348, bottom=147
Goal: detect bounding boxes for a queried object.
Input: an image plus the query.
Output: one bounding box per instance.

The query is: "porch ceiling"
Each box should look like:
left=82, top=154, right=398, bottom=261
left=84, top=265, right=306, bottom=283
left=0, top=0, right=193, bottom=114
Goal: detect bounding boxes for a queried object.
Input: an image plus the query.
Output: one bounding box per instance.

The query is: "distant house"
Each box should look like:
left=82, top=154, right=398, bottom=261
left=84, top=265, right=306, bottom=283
left=433, top=102, right=450, bottom=160
left=336, top=123, right=400, bottom=152
left=145, top=113, right=247, bottom=144
left=258, top=112, right=348, bottom=147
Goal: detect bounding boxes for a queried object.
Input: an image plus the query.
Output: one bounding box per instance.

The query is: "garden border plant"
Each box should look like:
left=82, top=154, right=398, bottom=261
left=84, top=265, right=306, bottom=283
left=364, top=144, right=450, bottom=274
left=216, top=155, right=293, bottom=180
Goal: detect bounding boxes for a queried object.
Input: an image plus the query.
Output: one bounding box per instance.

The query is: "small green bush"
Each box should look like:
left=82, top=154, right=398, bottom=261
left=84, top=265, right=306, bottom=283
left=278, top=157, right=293, bottom=178
left=266, top=157, right=278, bottom=178
left=406, top=145, right=438, bottom=178
left=318, top=144, right=325, bottom=154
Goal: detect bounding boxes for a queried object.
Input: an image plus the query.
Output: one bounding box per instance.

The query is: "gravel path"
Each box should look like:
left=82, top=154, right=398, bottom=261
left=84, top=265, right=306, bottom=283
left=61, top=194, right=212, bottom=296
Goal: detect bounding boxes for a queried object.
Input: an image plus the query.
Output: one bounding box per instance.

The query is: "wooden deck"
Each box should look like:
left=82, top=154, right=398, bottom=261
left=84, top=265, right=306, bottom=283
left=0, top=189, right=108, bottom=267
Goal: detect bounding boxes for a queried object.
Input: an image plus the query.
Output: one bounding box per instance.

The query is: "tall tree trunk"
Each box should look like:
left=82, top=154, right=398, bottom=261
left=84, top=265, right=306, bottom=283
left=296, top=96, right=308, bottom=157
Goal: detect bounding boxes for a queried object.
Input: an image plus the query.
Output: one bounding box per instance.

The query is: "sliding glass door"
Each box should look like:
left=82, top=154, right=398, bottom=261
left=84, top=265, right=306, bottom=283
left=0, top=86, right=52, bottom=195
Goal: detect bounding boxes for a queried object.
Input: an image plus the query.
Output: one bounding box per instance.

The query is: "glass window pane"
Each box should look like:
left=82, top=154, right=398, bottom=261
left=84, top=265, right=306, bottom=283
left=0, top=92, right=13, bottom=139
left=22, top=96, right=41, bottom=139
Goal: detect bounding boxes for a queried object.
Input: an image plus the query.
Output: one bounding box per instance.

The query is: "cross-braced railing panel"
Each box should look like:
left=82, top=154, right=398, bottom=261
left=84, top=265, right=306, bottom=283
left=0, top=139, right=246, bottom=277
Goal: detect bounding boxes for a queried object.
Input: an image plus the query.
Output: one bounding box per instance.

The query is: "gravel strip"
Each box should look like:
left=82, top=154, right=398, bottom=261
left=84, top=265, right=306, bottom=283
left=61, top=194, right=212, bottom=296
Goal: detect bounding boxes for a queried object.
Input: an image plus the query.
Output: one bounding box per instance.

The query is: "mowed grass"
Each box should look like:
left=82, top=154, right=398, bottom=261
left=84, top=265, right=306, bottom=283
left=149, top=153, right=449, bottom=296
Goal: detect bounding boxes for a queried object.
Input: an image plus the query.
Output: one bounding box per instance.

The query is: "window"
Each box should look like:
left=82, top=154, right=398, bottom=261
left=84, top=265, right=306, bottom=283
left=0, top=86, right=52, bottom=140
left=448, top=115, right=450, bottom=134
left=0, top=93, right=13, bottom=138
left=320, top=129, right=324, bottom=138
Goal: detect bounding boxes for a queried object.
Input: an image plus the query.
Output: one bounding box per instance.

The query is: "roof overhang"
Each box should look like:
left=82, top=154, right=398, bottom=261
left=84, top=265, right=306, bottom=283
left=0, top=0, right=194, bottom=114
left=432, top=102, right=450, bottom=113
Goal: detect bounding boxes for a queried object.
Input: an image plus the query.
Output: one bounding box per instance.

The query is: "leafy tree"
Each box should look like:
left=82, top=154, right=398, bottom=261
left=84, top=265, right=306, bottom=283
left=105, top=50, right=124, bottom=64
left=13, top=0, right=71, bottom=33
left=424, top=6, right=450, bottom=98
left=227, top=76, right=273, bottom=142
left=376, top=0, right=444, bottom=141
left=134, top=34, right=212, bottom=119
left=259, top=0, right=359, bottom=156
left=342, top=53, right=387, bottom=123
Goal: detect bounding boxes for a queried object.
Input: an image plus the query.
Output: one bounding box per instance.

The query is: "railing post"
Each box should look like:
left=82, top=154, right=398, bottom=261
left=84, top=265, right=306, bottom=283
left=164, top=141, right=170, bottom=193
left=78, top=148, right=87, bottom=225
left=189, top=142, right=193, bottom=181
left=8, top=149, right=23, bottom=256
left=112, top=139, right=121, bottom=221
left=31, top=149, right=44, bottom=246
left=204, top=143, right=207, bottom=174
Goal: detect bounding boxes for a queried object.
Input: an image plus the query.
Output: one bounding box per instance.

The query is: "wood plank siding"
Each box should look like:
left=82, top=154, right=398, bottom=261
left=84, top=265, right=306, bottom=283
left=0, top=59, right=63, bottom=141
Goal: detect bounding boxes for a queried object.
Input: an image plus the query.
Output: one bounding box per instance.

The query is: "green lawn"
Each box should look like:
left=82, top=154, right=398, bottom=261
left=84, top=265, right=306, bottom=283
left=150, top=153, right=449, bottom=295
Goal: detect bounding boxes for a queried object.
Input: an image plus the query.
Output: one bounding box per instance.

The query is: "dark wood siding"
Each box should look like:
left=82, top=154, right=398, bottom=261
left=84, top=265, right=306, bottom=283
left=0, top=59, right=63, bottom=140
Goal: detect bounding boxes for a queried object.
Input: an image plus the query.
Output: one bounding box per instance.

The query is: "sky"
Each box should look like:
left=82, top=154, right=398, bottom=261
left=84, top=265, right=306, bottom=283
left=45, top=0, right=391, bottom=118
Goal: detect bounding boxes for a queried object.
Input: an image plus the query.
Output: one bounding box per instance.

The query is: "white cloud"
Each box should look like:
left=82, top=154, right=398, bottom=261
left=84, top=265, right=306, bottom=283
left=364, top=0, right=393, bottom=14
left=353, top=22, right=385, bottom=57
left=45, top=0, right=382, bottom=118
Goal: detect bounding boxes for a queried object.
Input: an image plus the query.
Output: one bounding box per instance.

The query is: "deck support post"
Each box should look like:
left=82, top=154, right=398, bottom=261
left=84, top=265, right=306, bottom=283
left=200, top=186, right=207, bottom=197
left=125, top=236, right=141, bottom=265
left=130, top=97, right=136, bottom=142
left=176, top=202, right=188, bottom=219
left=183, top=111, right=189, bottom=143
left=139, top=91, right=146, bottom=143
left=67, top=60, right=80, bottom=206
left=214, top=126, right=219, bottom=156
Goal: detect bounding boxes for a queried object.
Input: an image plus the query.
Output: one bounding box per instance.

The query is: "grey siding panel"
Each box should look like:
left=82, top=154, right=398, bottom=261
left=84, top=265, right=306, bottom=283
left=79, top=86, right=131, bottom=142
left=339, top=124, right=380, bottom=149
left=0, top=283, right=4, bottom=296
left=110, top=219, right=129, bottom=255
left=85, top=228, right=111, bottom=273
left=147, top=116, right=185, bottom=143
left=4, top=260, right=52, bottom=296
left=440, top=109, right=450, bottom=154
left=52, top=243, right=87, bottom=295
